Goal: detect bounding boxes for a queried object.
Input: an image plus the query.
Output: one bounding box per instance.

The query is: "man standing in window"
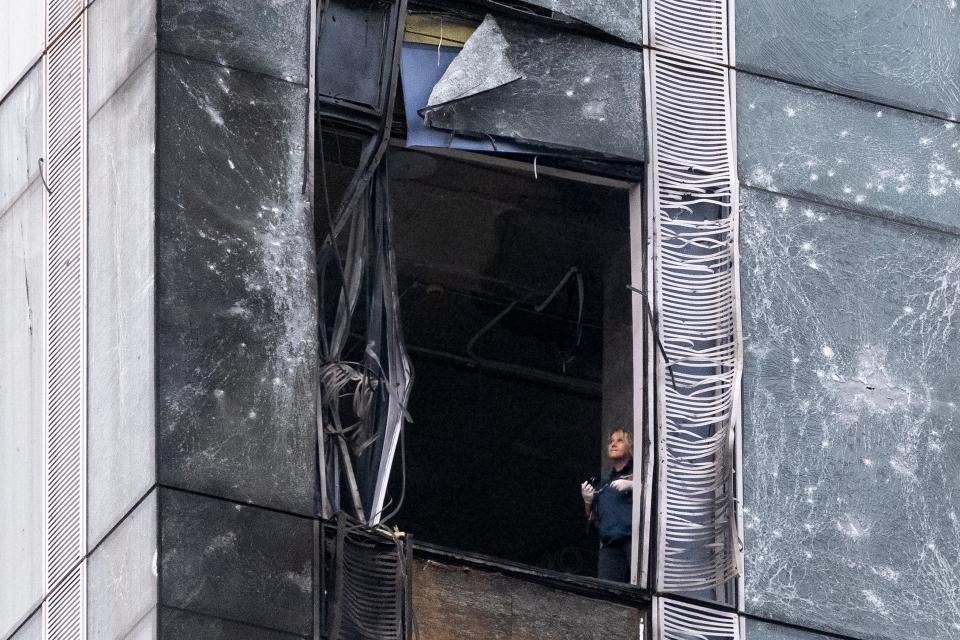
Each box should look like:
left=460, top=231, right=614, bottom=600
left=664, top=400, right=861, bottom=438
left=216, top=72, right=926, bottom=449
left=581, top=429, right=634, bottom=582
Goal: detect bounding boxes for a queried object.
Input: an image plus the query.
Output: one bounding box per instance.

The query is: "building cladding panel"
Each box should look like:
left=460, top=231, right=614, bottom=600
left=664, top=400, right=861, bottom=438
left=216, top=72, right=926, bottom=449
left=0, top=0, right=44, bottom=99
left=736, top=2, right=960, bottom=639
left=154, top=51, right=318, bottom=516
left=740, top=186, right=960, bottom=640
left=85, top=0, right=158, bottom=551
left=736, top=0, right=960, bottom=121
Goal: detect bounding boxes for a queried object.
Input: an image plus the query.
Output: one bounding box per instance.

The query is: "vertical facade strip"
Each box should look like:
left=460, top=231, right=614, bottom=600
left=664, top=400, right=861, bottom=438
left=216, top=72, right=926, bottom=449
left=43, top=6, right=86, bottom=638
left=645, top=0, right=744, bottom=601
left=653, top=596, right=743, bottom=640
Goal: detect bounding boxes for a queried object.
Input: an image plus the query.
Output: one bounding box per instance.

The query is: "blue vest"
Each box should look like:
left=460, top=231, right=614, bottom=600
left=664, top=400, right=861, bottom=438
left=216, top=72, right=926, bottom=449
left=595, top=461, right=633, bottom=545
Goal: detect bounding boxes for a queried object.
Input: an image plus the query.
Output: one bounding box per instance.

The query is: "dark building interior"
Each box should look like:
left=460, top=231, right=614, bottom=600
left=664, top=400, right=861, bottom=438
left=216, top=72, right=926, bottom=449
left=386, top=149, right=634, bottom=576
left=317, top=143, right=636, bottom=576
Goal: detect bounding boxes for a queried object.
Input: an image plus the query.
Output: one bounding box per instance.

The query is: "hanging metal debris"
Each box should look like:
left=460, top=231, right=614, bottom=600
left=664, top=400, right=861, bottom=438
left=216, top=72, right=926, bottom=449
left=317, top=166, right=413, bottom=526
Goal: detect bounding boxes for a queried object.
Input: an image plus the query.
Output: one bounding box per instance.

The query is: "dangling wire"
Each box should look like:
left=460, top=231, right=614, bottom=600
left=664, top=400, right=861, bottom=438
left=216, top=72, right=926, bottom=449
left=627, top=284, right=678, bottom=391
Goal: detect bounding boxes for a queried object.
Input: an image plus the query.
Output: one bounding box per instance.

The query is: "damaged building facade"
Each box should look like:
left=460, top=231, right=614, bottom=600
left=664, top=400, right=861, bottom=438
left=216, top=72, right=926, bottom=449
left=1, top=0, right=959, bottom=639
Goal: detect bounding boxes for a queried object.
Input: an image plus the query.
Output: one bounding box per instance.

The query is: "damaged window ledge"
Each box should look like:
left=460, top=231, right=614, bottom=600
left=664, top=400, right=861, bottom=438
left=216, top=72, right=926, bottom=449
left=411, top=540, right=652, bottom=606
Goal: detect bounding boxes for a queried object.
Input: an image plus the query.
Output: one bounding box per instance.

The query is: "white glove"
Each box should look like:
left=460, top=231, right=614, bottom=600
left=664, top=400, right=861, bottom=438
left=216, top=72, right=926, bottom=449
left=610, top=478, right=633, bottom=493
left=581, top=481, right=596, bottom=504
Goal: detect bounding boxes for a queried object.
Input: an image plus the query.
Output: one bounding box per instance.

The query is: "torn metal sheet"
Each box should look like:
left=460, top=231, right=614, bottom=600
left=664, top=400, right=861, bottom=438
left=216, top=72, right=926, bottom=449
left=519, top=0, right=643, bottom=45
left=426, top=15, right=522, bottom=105
left=422, top=14, right=646, bottom=161
left=401, top=42, right=541, bottom=154
left=316, top=166, right=413, bottom=526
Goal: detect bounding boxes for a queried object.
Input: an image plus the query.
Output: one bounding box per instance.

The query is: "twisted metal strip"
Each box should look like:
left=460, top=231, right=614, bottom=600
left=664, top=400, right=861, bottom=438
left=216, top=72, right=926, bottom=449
left=647, top=0, right=743, bottom=597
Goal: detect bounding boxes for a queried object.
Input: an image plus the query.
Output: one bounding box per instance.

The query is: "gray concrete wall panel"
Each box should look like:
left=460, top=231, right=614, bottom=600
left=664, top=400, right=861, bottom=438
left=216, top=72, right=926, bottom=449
left=123, top=608, right=159, bottom=640
left=87, top=490, right=159, bottom=639
left=88, top=0, right=157, bottom=115
left=155, top=53, right=318, bottom=515
left=0, top=1, right=43, bottom=101
left=8, top=608, right=41, bottom=640
left=740, top=186, right=960, bottom=640
left=0, top=63, right=43, bottom=214
left=738, top=72, right=960, bottom=235
left=0, top=180, right=45, bottom=638
left=87, top=55, right=157, bottom=548
left=735, top=0, right=960, bottom=120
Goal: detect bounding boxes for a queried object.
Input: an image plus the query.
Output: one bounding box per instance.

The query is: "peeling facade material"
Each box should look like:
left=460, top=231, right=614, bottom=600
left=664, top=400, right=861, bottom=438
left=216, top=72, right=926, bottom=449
left=423, top=14, right=646, bottom=161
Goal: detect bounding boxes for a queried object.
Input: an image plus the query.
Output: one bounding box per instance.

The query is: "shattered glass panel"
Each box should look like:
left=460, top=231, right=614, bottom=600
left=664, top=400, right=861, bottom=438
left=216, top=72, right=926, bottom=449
left=422, top=15, right=646, bottom=161
left=517, top=0, right=642, bottom=45
left=741, top=187, right=960, bottom=640
left=160, top=0, right=309, bottom=84
left=738, top=72, right=960, bottom=235
left=736, top=0, right=960, bottom=120
left=156, top=54, right=318, bottom=515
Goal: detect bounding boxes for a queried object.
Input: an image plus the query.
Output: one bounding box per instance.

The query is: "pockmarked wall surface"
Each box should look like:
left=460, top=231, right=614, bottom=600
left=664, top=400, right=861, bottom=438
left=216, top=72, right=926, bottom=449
left=737, top=5, right=960, bottom=637
left=156, top=0, right=318, bottom=516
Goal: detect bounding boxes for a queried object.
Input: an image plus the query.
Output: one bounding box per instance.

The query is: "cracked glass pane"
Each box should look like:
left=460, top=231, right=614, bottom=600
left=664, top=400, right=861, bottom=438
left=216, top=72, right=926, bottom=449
left=518, top=0, right=642, bottom=44
left=740, top=187, right=960, bottom=640
left=747, top=620, right=838, bottom=640
left=738, top=72, right=960, bottom=235
left=422, top=14, right=645, bottom=161
left=736, top=0, right=960, bottom=120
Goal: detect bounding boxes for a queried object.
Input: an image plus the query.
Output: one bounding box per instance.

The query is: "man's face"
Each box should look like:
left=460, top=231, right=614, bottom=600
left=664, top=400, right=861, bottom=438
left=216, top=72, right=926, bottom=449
left=607, top=431, right=631, bottom=461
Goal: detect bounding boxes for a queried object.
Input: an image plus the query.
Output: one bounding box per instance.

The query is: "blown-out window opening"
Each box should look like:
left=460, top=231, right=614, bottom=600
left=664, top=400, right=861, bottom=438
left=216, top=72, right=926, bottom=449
left=313, top=0, right=653, bottom=593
